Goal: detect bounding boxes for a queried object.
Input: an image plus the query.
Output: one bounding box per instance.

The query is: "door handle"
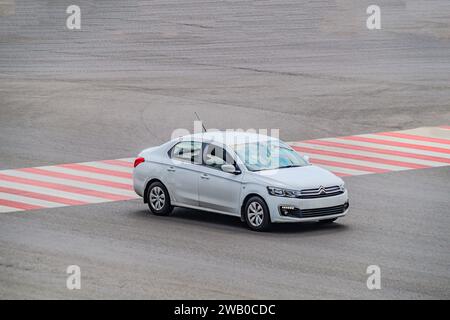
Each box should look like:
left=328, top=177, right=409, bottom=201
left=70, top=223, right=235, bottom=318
left=167, top=167, right=176, bottom=172
left=201, top=174, right=210, bottom=180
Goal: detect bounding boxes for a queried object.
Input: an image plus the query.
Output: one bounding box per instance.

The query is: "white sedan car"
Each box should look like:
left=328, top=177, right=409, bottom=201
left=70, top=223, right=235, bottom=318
left=133, top=131, right=349, bottom=231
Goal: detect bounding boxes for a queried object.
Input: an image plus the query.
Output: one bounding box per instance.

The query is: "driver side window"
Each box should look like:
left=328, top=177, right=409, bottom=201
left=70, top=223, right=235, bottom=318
left=203, top=143, right=236, bottom=170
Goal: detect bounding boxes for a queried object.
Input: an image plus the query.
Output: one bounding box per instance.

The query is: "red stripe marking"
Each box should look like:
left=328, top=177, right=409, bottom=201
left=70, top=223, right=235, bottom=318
left=292, top=146, right=428, bottom=169
left=301, top=139, right=450, bottom=164
left=0, top=199, right=43, bottom=210
left=19, top=167, right=132, bottom=190
left=376, top=132, right=450, bottom=145
left=0, top=173, right=132, bottom=201
left=0, top=186, right=87, bottom=206
left=439, top=126, right=450, bottom=130
left=101, top=159, right=133, bottom=168
left=332, top=171, right=352, bottom=177
left=308, top=158, right=388, bottom=174
left=60, top=163, right=132, bottom=179
left=341, top=136, right=450, bottom=154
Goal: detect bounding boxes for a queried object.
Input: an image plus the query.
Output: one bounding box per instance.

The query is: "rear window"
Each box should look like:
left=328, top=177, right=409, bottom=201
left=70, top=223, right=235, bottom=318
left=169, top=141, right=202, bottom=164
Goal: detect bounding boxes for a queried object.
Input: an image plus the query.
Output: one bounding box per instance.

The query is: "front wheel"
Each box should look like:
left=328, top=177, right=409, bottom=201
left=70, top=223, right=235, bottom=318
left=147, top=181, right=173, bottom=216
left=244, top=196, right=271, bottom=231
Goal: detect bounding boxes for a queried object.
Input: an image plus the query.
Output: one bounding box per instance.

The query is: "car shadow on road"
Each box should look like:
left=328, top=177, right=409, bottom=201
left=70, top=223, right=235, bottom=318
left=133, top=206, right=349, bottom=235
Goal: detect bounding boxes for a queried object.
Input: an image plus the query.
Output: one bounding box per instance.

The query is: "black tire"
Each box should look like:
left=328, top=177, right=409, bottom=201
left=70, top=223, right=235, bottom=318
left=318, top=217, right=338, bottom=224
left=147, top=181, right=173, bottom=216
left=244, top=196, right=271, bottom=231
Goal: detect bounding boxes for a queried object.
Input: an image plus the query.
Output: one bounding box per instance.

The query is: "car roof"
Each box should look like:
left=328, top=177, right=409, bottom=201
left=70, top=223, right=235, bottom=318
left=178, top=131, right=279, bottom=146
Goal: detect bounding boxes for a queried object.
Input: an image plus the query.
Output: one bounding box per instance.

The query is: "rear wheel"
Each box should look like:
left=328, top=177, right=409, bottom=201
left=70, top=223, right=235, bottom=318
left=244, top=196, right=271, bottom=231
left=147, top=181, right=173, bottom=216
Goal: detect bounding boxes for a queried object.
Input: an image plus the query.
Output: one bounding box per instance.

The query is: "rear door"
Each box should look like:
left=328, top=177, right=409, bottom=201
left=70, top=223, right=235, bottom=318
left=165, top=141, right=203, bottom=207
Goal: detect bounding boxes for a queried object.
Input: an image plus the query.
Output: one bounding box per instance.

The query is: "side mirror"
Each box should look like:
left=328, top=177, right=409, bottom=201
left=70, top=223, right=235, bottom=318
left=221, top=164, right=240, bottom=174
left=206, top=154, right=225, bottom=166
left=303, top=155, right=311, bottom=164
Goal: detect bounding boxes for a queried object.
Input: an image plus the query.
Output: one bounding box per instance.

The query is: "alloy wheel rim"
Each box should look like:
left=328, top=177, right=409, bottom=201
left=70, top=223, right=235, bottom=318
left=247, top=202, right=264, bottom=227
left=150, top=186, right=165, bottom=210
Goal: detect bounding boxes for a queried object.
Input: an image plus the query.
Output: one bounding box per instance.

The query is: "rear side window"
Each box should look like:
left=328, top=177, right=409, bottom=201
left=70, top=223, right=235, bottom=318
left=169, top=141, right=202, bottom=164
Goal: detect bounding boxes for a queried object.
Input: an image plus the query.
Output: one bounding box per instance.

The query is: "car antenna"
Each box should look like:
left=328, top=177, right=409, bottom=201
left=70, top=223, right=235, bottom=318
left=194, top=111, right=207, bottom=132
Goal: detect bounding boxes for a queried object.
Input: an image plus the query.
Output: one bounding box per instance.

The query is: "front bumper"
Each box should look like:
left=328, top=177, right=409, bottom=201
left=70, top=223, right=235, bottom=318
left=268, top=190, right=349, bottom=223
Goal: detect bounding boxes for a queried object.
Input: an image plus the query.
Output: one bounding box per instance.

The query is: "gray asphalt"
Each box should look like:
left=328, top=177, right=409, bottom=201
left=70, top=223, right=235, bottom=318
left=0, top=0, right=449, bottom=299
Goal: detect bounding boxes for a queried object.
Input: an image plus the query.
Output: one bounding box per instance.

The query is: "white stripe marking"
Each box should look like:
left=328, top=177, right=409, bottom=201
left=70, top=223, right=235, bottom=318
left=0, top=205, right=24, bottom=213
left=117, top=158, right=134, bottom=163
left=81, top=161, right=133, bottom=173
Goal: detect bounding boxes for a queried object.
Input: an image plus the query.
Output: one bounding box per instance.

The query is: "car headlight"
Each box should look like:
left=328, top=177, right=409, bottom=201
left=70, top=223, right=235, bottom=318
left=267, top=186, right=301, bottom=198
left=339, top=184, right=346, bottom=192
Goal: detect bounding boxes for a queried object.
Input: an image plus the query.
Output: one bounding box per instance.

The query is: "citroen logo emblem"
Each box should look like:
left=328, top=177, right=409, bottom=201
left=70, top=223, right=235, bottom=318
left=319, top=186, right=326, bottom=194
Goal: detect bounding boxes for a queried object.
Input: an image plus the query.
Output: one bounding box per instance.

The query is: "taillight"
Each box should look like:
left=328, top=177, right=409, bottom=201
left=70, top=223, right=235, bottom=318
left=134, top=157, right=145, bottom=168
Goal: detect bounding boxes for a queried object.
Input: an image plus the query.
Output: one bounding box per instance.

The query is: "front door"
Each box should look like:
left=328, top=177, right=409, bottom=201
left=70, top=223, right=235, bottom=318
left=198, top=143, right=243, bottom=215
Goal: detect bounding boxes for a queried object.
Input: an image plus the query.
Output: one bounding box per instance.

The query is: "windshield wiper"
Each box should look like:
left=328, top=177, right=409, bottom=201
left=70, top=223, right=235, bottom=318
left=251, top=165, right=302, bottom=171
left=278, top=165, right=302, bottom=169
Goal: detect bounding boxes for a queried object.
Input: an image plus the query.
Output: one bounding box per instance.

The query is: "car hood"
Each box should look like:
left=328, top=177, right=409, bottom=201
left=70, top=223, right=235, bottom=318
left=252, top=165, right=343, bottom=190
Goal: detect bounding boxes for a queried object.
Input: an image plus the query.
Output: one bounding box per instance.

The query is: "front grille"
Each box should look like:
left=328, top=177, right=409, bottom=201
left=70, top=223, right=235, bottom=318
left=298, top=185, right=343, bottom=199
left=300, top=204, right=346, bottom=218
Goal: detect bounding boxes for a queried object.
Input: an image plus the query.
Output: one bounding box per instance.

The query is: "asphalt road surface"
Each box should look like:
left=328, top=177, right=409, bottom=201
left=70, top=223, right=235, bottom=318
left=0, top=0, right=449, bottom=299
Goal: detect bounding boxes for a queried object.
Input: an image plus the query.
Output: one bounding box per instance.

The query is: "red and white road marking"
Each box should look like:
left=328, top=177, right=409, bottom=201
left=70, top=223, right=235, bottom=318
left=290, top=126, right=450, bottom=177
left=0, top=158, right=136, bottom=213
left=0, top=126, right=449, bottom=213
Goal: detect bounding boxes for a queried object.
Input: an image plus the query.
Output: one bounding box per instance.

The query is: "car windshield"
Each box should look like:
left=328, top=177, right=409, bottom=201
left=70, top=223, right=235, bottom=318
left=232, top=140, right=308, bottom=172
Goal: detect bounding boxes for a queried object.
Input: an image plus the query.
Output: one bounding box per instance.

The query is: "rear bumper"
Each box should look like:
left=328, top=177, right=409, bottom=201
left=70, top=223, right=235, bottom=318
left=132, top=167, right=146, bottom=198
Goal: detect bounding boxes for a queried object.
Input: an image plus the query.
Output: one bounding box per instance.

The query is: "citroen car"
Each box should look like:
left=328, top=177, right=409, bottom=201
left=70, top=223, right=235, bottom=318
left=133, top=131, right=349, bottom=231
